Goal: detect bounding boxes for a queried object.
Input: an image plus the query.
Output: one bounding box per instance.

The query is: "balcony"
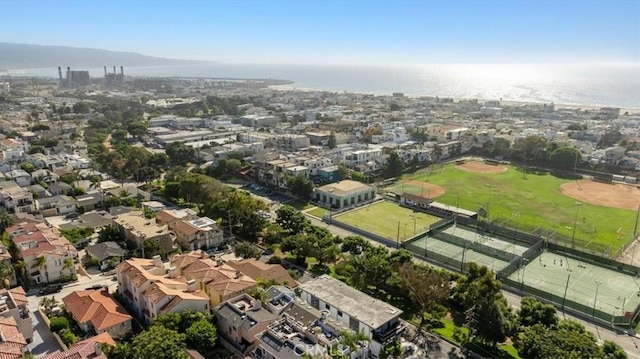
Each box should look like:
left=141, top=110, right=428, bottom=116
left=372, top=322, right=405, bottom=344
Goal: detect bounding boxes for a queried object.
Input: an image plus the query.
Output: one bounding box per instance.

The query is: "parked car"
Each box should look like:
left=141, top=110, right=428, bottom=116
left=38, top=284, right=63, bottom=296
left=86, top=284, right=107, bottom=290
left=65, top=212, right=79, bottom=219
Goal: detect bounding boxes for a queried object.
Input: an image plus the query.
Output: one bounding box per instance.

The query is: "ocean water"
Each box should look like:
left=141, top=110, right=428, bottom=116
left=5, top=63, right=640, bottom=108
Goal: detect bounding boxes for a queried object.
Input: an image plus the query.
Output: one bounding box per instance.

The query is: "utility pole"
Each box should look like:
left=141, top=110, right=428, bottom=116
left=562, top=272, right=571, bottom=309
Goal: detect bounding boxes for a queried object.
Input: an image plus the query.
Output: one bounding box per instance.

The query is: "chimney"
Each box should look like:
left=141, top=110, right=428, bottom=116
left=104, top=66, right=107, bottom=76
left=113, top=66, right=116, bottom=75
left=216, top=258, right=224, bottom=267
left=152, top=255, right=163, bottom=268
left=168, top=266, right=177, bottom=278
left=235, top=270, right=242, bottom=279
left=94, top=342, right=102, bottom=356
left=58, top=67, right=63, bottom=82
left=251, top=298, right=262, bottom=311
left=67, top=67, right=71, bottom=87
left=120, top=66, right=124, bottom=76
left=186, top=279, right=196, bottom=292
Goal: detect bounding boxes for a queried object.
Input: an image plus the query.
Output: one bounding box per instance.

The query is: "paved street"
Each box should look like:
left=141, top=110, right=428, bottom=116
left=305, top=212, right=640, bottom=358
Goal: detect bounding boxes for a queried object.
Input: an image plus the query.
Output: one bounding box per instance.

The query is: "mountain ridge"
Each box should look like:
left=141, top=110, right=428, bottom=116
left=0, top=42, right=212, bottom=70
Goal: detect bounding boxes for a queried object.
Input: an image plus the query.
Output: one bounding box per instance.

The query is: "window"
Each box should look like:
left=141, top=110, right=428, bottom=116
left=337, top=310, right=343, bottom=317
left=325, top=303, right=330, bottom=310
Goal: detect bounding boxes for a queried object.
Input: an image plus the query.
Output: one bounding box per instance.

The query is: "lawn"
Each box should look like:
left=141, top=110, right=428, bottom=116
left=407, top=164, right=637, bottom=255
left=285, top=199, right=315, bottom=211
left=307, top=206, right=329, bottom=218
left=334, top=201, right=441, bottom=242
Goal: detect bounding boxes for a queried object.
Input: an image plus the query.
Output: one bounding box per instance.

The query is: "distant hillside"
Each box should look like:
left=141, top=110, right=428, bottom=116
left=0, top=42, right=211, bottom=70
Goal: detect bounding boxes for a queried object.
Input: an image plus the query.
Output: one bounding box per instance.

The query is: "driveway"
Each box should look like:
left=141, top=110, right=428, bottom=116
left=28, top=310, right=60, bottom=357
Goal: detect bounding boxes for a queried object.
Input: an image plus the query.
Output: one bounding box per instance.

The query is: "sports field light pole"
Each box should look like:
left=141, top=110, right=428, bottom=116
left=485, top=184, right=497, bottom=219
left=593, top=280, right=603, bottom=319
left=562, top=272, right=571, bottom=310
left=571, top=202, right=583, bottom=247
left=520, top=258, right=530, bottom=293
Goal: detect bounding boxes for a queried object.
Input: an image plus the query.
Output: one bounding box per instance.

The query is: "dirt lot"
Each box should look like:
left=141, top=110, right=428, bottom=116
left=560, top=180, right=640, bottom=210
left=455, top=161, right=508, bottom=174
left=402, top=180, right=446, bottom=198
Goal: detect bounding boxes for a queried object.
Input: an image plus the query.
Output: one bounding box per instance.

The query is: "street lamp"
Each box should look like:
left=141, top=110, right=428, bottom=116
left=571, top=202, right=583, bottom=247
left=593, top=280, right=602, bottom=318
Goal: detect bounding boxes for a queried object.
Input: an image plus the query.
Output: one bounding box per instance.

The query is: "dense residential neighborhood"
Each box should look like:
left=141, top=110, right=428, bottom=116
left=0, top=73, right=637, bottom=359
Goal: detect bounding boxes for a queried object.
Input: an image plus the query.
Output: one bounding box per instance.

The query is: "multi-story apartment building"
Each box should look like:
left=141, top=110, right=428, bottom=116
left=0, top=138, right=28, bottom=162
left=116, top=256, right=210, bottom=324
left=113, top=211, right=175, bottom=254
left=0, top=182, right=35, bottom=214
left=171, top=252, right=257, bottom=308
left=298, top=275, right=404, bottom=358
left=343, top=148, right=383, bottom=168
left=274, top=134, right=310, bottom=151
left=156, top=208, right=198, bottom=229
left=35, top=195, right=76, bottom=217
left=172, top=217, right=224, bottom=251
left=214, top=293, right=278, bottom=356
left=6, top=222, right=78, bottom=285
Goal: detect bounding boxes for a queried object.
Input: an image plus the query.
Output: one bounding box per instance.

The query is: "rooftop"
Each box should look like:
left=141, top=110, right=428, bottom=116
left=62, top=288, right=132, bottom=331
left=299, top=275, right=402, bottom=329
left=316, top=180, right=372, bottom=197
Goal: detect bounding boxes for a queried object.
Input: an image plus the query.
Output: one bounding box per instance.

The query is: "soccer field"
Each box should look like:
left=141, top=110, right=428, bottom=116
left=408, top=163, right=638, bottom=255
left=334, top=201, right=441, bottom=242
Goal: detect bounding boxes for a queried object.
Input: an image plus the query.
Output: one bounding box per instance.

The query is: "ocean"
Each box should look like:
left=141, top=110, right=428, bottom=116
left=4, top=63, right=639, bottom=108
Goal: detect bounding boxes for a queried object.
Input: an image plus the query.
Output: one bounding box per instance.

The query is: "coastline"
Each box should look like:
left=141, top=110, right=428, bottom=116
left=269, top=84, right=640, bottom=114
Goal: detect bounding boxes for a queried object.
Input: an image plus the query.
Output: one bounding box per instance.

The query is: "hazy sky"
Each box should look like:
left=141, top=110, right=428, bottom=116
left=1, top=0, right=638, bottom=65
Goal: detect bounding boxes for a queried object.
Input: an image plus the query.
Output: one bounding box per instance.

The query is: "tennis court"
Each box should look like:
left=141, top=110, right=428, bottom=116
left=509, top=251, right=640, bottom=318
left=410, top=235, right=510, bottom=272
left=439, top=224, right=530, bottom=256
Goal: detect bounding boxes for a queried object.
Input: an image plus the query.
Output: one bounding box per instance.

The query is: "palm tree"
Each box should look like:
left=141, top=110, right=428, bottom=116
left=39, top=296, right=59, bottom=316
left=13, top=260, right=26, bottom=287
left=337, top=330, right=370, bottom=353
left=32, top=255, right=48, bottom=284
left=0, top=209, right=14, bottom=234
left=0, top=263, right=14, bottom=289
left=62, top=258, right=75, bottom=276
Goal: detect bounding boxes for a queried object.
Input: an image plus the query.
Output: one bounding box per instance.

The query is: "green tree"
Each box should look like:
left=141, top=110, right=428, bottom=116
left=126, top=121, right=148, bottom=140
left=516, top=320, right=604, bottom=359
left=103, top=342, right=134, bottom=359
left=0, top=263, right=14, bottom=289
left=383, top=152, right=404, bottom=178
left=39, top=296, right=59, bottom=316
left=0, top=209, right=14, bottom=235
left=72, top=101, right=91, bottom=114
left=288, top=175, right=314, bottom=198
left=260, top=223, right=287, bottom=246
left=32, top=255, right=48, bottom=284
left=166, top=142, right=196, bottom=165
left=142, top=239, right=161, bottom=259
left=131, top=325, right=187, bottom=359
left=98, top=225, right=124, bottom=243
left=59, top=328, right=77, bottom=346
left=276, top=205, right=310, bottom=235
left=49, top=316, right=70, bottom=332
left=234, top=241, right=261, bottom=259
left=185, top=318, right=217, bottom=353
left=328, top=131, right=337, bottom=149
left=341, top=236, right=370, bottom=255
left=19, top=162, right=35, bottom=173
left=602, top=340, right=627, bottom=359
left=517, top=296, right=558, bottom=328
left=398, top=263, right=450, bottom=330
left=549, top=147, right=582, bottom=169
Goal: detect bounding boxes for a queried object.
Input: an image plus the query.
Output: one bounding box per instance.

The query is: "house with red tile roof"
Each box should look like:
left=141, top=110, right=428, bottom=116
left=42, top=332, right=116, bottom=359
left=227, top=259, right=297, bottom=287
left=6, top=222, right=77, bottom=285
left=0, top=287, right=32, bottom=343
left=0, top=316, right=27, bottom=359
left=172, top=251, right=257, bottom=307
left=172, top=217, right=223, bottom=251
left=62, top=288, right=132, bottom=339
left=115, top=256, right=209, bottom=324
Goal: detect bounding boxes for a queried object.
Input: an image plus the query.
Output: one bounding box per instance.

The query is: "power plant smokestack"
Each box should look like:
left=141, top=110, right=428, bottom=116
left=113, top=66, right=116, bottom=75
left=120, top=66, right=124, bottom=75
left=58, top=67, right=63, bottom=82
left=104, top=66, right=107, bottom=76
left=67, top=67, right=71, bottom=87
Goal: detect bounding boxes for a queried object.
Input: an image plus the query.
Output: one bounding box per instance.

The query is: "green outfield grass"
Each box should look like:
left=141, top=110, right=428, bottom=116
left=334, top=201, right=441, bottom=242
left=407, top=164, right=637, bottom=254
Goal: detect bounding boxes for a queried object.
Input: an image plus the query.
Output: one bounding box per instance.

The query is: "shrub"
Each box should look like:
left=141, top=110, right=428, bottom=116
left=267, top=256, right=282, bottom=265
left=49, top=316, right=69, bottom=333
left=59, top=329, right=77, bottom=347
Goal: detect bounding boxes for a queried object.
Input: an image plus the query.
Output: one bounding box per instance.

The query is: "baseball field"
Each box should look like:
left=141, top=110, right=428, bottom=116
left=393, top=161, right=640, bottom=255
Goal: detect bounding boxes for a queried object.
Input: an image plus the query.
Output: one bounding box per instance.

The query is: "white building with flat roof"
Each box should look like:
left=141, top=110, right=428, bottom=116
left=314, top=180, right=375, bottom=209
